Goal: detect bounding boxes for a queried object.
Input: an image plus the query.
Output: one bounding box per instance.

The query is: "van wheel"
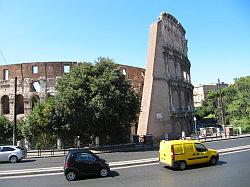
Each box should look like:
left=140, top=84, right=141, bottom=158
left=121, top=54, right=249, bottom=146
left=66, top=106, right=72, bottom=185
left=179, top=161, right=187, bottom=170
left=209, top=156, right=218, bottom=165
left=66, top=171, right=77, bottom=181
left=99, top=168, right=109, bottom=177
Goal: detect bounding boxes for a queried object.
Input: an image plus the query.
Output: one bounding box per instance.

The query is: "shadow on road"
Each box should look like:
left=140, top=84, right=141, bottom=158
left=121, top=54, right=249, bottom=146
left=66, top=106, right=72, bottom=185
left=76, top=171, right=120, bottom=181
left=186, top=160, right=227, bottom=170
left=163, top=160, right=227, bottom=171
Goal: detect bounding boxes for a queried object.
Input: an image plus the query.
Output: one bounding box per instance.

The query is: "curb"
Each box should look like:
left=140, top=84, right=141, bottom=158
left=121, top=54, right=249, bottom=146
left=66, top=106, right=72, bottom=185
left=1, top=146, right=250, bottom=178
left=0, top=159, right=159, bottom=178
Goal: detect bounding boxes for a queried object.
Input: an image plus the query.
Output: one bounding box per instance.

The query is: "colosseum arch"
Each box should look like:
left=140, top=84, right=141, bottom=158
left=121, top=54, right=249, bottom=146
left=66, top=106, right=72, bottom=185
left=16, top=94, right=24, bottom=114
left=30, top=81, right=41, bottom=92
left=31, top=95, right=40, bottom=110
left=1, top=95, right=10, bottom=114
left=172, top=88, right=180, bottom=110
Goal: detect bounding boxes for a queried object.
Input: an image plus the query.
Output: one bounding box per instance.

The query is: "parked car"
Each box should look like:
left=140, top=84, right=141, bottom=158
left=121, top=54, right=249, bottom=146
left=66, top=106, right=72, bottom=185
left=0, top=145, right=27, bottom=163
left=64, top=149, right=110, bottom=181
left=159, top=140, right=219, bottom=170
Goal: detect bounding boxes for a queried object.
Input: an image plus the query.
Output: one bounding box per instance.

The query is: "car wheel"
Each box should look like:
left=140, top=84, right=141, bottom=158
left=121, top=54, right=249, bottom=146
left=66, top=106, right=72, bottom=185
left=66, top=171, right=77, bottom=181
left=9, top=156, right=18, bottom=163
left=209, top=156, right=218, bottom=166
left=99, top=168, right=109, bottom=177
left=179, top=161, right=187, bottom=170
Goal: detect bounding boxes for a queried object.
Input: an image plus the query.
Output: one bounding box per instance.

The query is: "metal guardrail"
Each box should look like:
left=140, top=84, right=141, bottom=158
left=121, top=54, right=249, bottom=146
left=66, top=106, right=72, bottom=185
left=26, top=143, right=155, bottom=158
left=26, top=134, right=250, bottom=158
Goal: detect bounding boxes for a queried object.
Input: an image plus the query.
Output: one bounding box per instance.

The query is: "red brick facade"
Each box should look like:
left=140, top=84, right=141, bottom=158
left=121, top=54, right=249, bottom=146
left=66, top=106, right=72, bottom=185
left=0, top=62, right=145, bottom=120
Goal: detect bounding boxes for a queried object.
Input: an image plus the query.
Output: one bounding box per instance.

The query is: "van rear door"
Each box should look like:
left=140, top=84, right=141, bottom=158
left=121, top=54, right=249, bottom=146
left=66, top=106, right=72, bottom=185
left=173, top=144, right=184, bottom=161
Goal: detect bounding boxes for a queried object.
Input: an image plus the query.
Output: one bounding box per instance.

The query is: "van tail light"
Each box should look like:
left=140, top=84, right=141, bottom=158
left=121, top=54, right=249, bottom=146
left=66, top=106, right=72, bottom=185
left=171, top=145, right=175, bottom=161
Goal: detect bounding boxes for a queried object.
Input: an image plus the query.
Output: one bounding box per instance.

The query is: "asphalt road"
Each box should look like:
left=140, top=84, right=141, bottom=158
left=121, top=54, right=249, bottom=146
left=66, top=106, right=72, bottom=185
left=1, top=148, right=250, bottom=187
left=1, top=137, right=250, bottom=172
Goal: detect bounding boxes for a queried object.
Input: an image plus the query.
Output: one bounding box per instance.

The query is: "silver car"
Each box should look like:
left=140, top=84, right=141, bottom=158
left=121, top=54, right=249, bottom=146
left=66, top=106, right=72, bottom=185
left=0, top=146, right=27, bottom=163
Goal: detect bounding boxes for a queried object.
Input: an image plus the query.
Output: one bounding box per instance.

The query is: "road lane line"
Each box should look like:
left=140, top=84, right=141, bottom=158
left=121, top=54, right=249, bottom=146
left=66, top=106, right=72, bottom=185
left=1, top=144, right=250, bottom=178
left=0, top=172, right=63, bottom=180
left=0, top=163, right=160, bottom=180
left=113, top=162, right=159, bottom=170
left=220, top=148, right=250, bottom=155
left=1, top=148, right=250, bottom=180
left=110, top=158, right=158, bottom=166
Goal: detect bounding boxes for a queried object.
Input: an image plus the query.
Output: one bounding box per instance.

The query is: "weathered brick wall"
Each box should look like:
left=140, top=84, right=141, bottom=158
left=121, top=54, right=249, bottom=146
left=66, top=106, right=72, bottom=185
left=0, top=62, right=77, bottom=80
left=117, top=64, right=145, bottom=98
left=0, top=62, right=145, bottom=121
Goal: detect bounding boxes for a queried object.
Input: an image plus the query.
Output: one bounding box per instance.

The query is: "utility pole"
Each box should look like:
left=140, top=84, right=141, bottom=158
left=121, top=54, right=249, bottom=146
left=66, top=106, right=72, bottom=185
left=13, top=77, right=17, bottom=146
left=218, top=78, right=226, bottom=136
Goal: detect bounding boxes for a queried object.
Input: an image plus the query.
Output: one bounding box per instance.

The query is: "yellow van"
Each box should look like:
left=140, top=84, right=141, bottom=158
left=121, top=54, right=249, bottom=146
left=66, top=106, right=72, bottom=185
left=159, top=140, right=219, bottom=170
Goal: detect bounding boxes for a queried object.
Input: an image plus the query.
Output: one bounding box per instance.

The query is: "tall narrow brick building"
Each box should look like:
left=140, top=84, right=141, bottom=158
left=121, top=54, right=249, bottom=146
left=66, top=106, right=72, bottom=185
left=137, top=12, right=195, bottom=139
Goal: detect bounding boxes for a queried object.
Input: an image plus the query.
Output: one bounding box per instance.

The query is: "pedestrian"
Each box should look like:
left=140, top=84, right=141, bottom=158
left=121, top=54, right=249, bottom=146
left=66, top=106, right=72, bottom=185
left=181, top=131, right=186, bottom=140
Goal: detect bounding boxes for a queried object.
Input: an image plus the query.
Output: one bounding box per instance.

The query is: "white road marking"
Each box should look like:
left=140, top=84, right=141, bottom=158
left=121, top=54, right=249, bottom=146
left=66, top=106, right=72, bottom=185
left=0, top=163, right=160, bottom=180
left=220, top=148, right=250, bottom=155
left=1, top=145, right=250, bottom=180
left=0, top=172, right=63, bottom=180
left=113, top=162, right=159, bottom=170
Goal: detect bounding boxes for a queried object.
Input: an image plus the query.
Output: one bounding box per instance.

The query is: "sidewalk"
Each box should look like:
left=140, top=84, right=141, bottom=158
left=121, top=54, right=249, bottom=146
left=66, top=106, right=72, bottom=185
left=198, top=133, right=250, bottom=143
left=26, top=134, right=250, bottom=158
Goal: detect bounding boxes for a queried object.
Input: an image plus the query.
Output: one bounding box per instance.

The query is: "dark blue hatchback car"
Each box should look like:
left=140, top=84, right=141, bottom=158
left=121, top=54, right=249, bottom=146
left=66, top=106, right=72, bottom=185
left=64, top=149, right=110, bottom=181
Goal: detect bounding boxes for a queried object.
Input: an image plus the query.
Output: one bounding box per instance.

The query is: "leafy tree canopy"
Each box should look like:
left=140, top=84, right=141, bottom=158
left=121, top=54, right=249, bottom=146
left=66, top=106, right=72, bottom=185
left=0, top=115, right=12, bottom=144
left=53, top=57, right=140, bottom=144
left=195, top=76, right=250, bottom=132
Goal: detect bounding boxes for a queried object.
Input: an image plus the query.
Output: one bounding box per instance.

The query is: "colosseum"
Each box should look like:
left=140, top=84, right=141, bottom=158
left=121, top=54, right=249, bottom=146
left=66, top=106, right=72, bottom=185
left=0, top=62, right=145, bottom=121
left=137, top=12, right=195, bottom=139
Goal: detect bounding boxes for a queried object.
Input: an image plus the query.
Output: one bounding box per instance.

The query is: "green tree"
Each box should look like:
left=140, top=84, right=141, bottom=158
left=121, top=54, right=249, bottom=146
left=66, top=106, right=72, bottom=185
left=225, top=76, right=250, bottom=132
left=53, top=57, right=140, bottom=145
left=0, top=115, right=12, bottom=144
left=20, top=98, right=56, bottom=148
left=195, top=76, right=250, bottom=132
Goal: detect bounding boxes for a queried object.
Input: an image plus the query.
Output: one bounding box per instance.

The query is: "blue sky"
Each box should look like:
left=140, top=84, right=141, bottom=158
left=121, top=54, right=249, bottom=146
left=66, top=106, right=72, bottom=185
left=0, top=0, right=249, bottom=85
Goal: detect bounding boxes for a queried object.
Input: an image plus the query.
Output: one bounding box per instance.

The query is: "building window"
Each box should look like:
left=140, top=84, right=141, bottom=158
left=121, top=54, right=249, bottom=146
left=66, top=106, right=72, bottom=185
left=122, top=68, right=127, bottom=76
left=3, top=69, right=8, bottom=80
left=64, top=65, right=70, bottom=73
left=32, top=66, right=38, bottom=74
left=141, top=72, right=145, bottom=77
left=16, top=94, right=24, bottom=114
left=183, top=71, right=187, bottom=80
left=1, top=95, right=9, bottom=114
left=30, top=81, right=41, bottom=92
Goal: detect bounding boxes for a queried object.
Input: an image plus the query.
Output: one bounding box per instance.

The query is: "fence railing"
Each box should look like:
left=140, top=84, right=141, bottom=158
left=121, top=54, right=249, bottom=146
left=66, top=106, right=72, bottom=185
left=26, top=143, right=156, bottom=158
left=26, top=133, right=249, bottom=158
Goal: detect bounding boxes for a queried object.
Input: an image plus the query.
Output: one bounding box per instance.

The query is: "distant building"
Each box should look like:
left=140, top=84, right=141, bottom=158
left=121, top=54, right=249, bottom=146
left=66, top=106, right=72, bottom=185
left=193, top=83, right=228, bottom=107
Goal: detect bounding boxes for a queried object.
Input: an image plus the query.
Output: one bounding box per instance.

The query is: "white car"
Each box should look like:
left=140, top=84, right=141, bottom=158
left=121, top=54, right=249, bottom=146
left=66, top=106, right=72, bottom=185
left=0, top=145, right=27, bottom=163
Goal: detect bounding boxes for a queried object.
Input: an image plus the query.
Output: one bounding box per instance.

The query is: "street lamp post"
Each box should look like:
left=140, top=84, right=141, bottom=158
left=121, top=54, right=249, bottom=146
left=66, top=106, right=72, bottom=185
left=193, top=116, right=197, bottom=136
